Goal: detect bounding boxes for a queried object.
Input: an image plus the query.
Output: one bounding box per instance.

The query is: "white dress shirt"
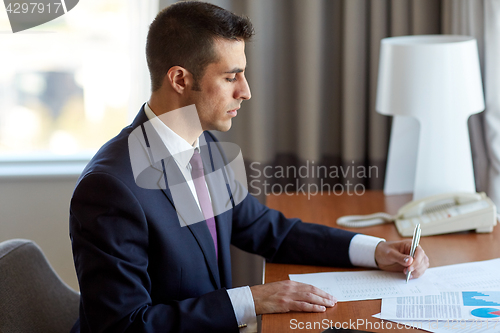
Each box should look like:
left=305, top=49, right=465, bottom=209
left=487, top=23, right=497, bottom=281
left=144, top=103, right=384, bottom=332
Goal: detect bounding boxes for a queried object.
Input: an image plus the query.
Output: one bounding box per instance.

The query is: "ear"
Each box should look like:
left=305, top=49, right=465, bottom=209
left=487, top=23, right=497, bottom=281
left=164, top=66, right=194, bottom=94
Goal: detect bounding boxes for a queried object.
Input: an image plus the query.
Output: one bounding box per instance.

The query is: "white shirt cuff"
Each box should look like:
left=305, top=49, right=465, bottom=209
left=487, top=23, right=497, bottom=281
left=348, top=234, right=385, bottom=268
left=226, top=286, right=258, bottom=333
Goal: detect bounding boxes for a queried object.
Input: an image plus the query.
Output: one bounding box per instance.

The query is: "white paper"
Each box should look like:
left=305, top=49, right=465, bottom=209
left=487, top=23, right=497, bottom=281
left=380, top=291, right=500, bottom=320
left=427, top=258, right=500, bottom=291
left=373, top=313, right=500, bottom=333
left=289, top=270, right=440, bottom=301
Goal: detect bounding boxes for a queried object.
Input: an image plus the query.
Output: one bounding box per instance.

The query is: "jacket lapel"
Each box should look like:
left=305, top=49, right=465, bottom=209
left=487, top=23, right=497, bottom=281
left=132, top=109, right=221, bottom=289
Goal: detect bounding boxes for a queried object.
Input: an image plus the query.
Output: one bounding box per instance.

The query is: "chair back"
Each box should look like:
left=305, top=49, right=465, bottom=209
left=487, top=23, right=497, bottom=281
left=0, top=239, right=79, bottom=333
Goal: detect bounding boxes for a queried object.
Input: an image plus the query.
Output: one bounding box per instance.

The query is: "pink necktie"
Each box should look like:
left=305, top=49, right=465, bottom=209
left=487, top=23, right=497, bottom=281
left=190, top=149, right=218, bottom=260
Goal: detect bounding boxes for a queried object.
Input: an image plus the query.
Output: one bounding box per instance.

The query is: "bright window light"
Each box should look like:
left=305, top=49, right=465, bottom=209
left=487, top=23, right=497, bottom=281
left=0, top=0, right=131, bottom=156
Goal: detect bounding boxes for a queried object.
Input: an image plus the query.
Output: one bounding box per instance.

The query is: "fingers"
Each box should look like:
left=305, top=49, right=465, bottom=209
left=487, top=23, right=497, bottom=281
left=292, top=287, right=337, bottom=311
left=405, top=246, right=429, bottom=279
left=390, top=245, right=414, bottom=267
left=376, top=241, right=430, bottom=279
left=287, top=283, right=337, bottom=312
left=375, top=240, right=413, bottom=269
left=251, top=280, right=337, bottom=315
left=294, top=285, right=337, bottom=307
left=290, top=301, right=328, bottom=313
left=302, top=284, right=337, bottom=304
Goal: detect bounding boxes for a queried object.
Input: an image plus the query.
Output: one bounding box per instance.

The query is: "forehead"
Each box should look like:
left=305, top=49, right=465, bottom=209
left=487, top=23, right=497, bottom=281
left=209, top=39, right=246, bottom=71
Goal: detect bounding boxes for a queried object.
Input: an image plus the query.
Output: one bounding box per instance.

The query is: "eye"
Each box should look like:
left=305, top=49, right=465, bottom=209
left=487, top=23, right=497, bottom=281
left=226, top=77, right=237, bottom=83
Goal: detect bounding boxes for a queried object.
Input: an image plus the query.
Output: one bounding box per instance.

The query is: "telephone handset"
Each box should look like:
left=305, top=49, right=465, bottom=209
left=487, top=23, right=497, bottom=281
left=337, top=192, right=497, bottom=237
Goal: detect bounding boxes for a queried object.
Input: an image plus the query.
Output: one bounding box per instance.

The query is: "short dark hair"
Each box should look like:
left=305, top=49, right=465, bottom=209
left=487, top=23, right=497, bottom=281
left=146, top=1, right=254, bottom=92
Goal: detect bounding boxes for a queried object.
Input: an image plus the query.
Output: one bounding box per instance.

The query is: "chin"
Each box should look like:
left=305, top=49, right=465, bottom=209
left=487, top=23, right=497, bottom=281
left=213, top=120, right=232, bottom=132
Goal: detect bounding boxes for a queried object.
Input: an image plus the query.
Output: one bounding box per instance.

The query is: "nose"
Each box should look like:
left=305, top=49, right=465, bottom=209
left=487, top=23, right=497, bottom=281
left=236, top=74, right=251, bottom=100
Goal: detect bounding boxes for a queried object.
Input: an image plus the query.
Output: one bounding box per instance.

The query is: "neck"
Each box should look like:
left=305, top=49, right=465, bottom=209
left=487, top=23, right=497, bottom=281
left=148, top=93, right=203, bottom=146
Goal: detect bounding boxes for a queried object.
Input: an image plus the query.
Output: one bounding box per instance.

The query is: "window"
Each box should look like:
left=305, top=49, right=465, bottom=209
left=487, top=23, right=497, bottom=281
left=0, top=0, right=136, bottom=157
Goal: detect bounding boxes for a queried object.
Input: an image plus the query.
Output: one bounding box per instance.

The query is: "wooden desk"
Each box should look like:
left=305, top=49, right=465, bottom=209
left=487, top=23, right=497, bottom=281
left=262, top=191, right=500, bottom=332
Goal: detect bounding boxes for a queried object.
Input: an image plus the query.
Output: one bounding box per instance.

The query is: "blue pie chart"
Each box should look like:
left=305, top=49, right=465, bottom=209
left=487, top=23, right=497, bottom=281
left=471, top=308, right=500, bottom=319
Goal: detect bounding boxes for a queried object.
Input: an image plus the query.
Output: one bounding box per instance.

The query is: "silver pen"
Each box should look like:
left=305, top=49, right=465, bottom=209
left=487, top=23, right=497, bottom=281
left=406, top=223, right=421, bottom=283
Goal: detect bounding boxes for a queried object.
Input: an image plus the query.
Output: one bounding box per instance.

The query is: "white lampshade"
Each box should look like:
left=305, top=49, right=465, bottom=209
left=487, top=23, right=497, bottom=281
left=376, top=35, right=485, bottom=199
left=377, top=35, right=484, bottom=118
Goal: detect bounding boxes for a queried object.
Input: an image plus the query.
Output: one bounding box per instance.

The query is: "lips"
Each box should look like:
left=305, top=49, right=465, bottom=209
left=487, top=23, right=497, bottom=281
left=227, top=107, right=239, bottom=117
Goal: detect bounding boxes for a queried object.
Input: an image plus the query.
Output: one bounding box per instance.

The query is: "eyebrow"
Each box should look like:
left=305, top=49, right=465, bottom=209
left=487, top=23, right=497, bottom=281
left=224, top=68, right=244, bottom=74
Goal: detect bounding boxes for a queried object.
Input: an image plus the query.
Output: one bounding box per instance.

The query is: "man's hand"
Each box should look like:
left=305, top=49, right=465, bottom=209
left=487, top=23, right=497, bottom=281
left=375, top=240, right=429, bottom=279
left=250, top=280, right=337, bottom=315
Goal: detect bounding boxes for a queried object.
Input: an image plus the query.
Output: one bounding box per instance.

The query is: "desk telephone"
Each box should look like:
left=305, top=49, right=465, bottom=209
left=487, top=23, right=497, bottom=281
left=337, top=192, right=497, bottom=237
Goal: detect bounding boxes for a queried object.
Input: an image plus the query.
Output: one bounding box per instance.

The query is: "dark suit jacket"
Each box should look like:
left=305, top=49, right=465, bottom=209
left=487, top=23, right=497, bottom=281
left=70, top=105, right=358, bottom=333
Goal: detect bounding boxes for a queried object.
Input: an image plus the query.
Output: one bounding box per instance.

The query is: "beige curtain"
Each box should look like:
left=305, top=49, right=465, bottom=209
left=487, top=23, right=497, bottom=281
left=214, top=0, right=443, bottom=203
left=441, top=0, right=500, bottom=204
left=157, top=0, right=497, bottom=290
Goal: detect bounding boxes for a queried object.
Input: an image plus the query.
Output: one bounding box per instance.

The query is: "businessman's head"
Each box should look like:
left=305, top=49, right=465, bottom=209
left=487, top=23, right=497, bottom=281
left=146, top=1, right=254, bottom=92
left=146, top=1, right=254, bottom=132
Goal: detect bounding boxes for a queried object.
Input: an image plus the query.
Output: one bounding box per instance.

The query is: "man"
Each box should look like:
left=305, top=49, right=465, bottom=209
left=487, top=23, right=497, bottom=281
left=70, top=1, right=429, bottom=332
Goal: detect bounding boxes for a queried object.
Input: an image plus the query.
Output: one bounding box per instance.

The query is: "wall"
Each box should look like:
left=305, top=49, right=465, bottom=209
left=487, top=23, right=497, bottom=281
left=0, top=175, right=80, bottom=290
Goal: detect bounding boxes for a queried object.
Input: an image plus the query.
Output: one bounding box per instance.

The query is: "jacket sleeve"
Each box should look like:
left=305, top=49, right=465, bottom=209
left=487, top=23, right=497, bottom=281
left=230, top=188, right=358, bottom=268
left=204, top=132, right=359, bottom=268
left=70, top=172, right=238, bottom=333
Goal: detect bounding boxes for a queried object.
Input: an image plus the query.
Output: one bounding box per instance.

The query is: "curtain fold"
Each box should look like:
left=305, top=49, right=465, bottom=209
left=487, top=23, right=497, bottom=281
left=442, top=0, right=498, bottom=198
left=342, top=0, right=368, bottom=171
left=296, top=0, right=324, bottom=162
left=368, top=0, right=390, bottom=189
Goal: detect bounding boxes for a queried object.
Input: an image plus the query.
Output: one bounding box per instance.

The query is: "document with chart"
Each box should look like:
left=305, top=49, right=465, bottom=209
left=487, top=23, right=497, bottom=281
left=289, top=270, right=440, bottom=301
left=375, top=260, right=500, bottom=333
left=380, top=291, right=500, bottom=320
left=378, top=259, right=500, bottom=320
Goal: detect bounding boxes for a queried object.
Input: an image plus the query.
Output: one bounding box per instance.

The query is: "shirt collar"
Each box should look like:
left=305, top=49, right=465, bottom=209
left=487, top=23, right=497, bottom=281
left=144, top=103, right=200, bottom=169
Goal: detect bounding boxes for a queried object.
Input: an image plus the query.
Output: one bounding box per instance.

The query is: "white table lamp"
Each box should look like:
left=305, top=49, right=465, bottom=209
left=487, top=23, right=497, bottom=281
left=376, top=35, right=485, bottom=200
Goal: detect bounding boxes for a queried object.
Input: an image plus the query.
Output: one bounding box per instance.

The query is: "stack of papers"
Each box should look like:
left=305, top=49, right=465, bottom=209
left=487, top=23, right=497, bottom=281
left=289, top=258, right=500, bottom=333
